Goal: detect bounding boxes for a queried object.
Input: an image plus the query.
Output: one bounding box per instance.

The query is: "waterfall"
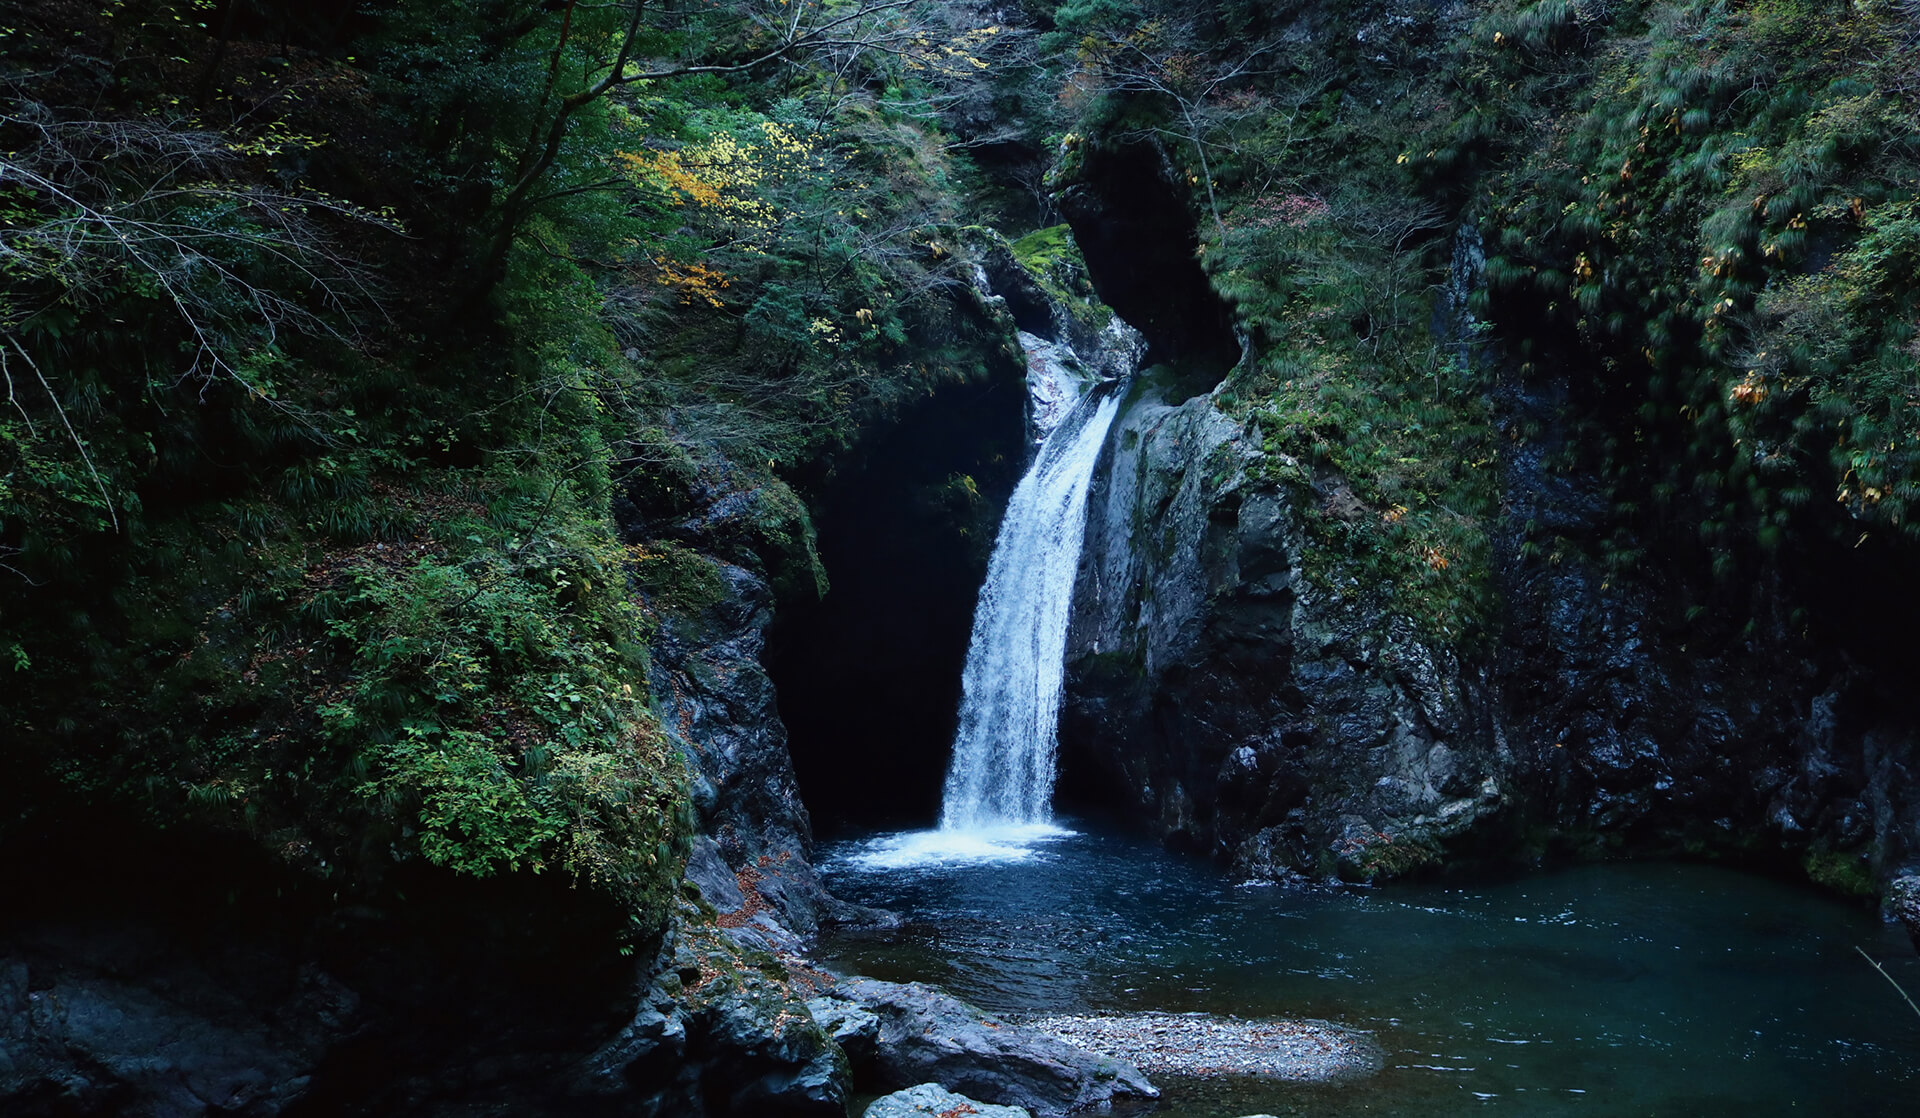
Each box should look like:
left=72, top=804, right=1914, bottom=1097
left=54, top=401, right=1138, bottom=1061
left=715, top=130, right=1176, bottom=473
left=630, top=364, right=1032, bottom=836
left=939, top=336, right=1121, bottom=830
left=844, top=328, right=1130, bottom=869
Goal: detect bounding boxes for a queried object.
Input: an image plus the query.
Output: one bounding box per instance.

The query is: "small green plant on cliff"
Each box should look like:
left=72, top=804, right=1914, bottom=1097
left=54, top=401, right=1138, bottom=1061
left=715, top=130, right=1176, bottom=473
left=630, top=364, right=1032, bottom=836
left=1009, top=222, right=1115, bottom=338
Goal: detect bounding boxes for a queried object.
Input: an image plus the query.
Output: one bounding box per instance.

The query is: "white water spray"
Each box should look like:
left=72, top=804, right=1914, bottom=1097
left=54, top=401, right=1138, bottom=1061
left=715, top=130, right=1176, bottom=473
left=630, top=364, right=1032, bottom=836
left=843, top=330, right=1128, bottom=870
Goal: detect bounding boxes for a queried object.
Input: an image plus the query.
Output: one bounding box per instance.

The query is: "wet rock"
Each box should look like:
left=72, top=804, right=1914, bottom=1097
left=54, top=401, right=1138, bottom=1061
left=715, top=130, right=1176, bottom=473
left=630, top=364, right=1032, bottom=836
left=578, top=906, right=846, bottom=1116
left=865, top=1082, right=1031, bottom=1118
left=806, top=995, right=879, bottom=1063
left=685, top=836, right=750, bottom=914
left=1494, top=370, right=1920, bottom=882
left=0, top=930, right=350, bottom=1117
left=642, top=558, right=838, bottom=939
left=1063, top=371, right=1920, bottom=897
left=828, top=978, right=1156, bottom=1117
left=1889, top=876, right=1920, bottom=953
left=1061, top=382, right=1501, bottom=879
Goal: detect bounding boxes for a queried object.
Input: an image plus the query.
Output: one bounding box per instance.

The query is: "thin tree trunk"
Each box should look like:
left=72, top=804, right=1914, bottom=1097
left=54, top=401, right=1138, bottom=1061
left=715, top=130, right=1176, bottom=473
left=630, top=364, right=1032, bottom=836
left=195, top=0, right=241, bottom=106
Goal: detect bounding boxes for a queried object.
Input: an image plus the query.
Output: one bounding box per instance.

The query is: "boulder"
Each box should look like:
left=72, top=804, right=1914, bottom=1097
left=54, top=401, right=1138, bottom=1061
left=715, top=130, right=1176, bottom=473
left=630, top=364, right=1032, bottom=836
left=0, top=927, right=353, bottom=1117
left=865, top=1082, right=1031, bottom=1118
left=1889, top=875, right=1920, bottom=954
left=828, top=978, right=1155, bottom=1117
left=577, top=907, right=846, bottom=1116
left=806, top=995, right=879, bottom=1062
left=1061, top=383, right=1501, bottom=880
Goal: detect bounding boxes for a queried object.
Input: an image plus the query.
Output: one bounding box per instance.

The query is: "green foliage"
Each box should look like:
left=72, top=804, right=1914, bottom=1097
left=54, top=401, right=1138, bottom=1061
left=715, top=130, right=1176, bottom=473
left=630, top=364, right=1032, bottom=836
left=311, top=512, right=682, bottom=902
left=0, top=0, right=1023, bottom=940
left=1236, top=339, right=1499, bottom=643
left=616, top=89, right=993, bottom=470
left=632, top=541, right=730, bottom=615
left=1467, top=0, right=1920, bottom=578
left=1805, top=844, right=1876, bottom=897
left=1064, top=0, right=1920, bottom=628
left=1051, top=0, right=1503, bottom=644
left=1010, top=223, right=1077, bottom=272
left=1008, top=222, right=1112, bottom=335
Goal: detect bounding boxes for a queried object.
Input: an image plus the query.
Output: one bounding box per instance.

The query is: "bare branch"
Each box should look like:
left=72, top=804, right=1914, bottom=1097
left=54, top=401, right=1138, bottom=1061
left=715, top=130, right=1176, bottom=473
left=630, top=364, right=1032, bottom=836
left=1, top=105, right=397, bottom=406
left=5, top=338, right=116, bottom=532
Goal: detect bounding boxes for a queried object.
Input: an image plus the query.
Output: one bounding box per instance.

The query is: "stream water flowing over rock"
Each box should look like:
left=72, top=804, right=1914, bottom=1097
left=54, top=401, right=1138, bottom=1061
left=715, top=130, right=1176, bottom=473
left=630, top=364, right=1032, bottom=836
left=849, top=321, right=1138, bottom=869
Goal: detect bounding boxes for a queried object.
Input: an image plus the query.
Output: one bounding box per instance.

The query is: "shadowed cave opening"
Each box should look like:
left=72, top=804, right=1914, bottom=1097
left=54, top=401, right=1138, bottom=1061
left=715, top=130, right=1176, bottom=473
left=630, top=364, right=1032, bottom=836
left=765, top=368, right=1028, bottom=836
left=1057, top=139, right=1240, bottom=370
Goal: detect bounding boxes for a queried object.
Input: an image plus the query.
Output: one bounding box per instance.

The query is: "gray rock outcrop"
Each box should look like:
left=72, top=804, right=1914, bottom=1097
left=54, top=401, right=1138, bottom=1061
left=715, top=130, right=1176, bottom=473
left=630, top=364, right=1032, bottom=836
left=1882, top=875, right=1920, bottom=951
left=0, top=931, right=351, bottom=1117
left=1060, top=372, right=1920, bottom=900
left=576, top=903, right=846, bottom=1117
left=642, top=554, right=841, bottom=944
left=1061, top=380, right=1502, bottom=880
left=823, top=978, right=1157, bottom=1117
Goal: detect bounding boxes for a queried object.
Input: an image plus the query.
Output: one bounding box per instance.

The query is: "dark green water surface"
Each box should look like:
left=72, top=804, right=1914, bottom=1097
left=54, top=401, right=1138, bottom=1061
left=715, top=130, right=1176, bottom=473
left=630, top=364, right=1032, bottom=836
left=818, top=824, right=1920, bottom=1116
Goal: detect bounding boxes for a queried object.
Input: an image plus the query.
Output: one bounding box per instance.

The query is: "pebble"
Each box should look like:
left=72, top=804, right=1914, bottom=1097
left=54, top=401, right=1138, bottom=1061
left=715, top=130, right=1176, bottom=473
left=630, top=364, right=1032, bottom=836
left=1021, top=1012, right=1384, bottom=1082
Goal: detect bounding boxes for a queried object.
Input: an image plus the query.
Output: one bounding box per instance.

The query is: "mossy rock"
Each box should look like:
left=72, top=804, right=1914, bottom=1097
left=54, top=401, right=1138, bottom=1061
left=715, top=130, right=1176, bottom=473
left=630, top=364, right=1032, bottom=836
left=1804, top=846, right=1876, bottom=898
left=632, top=540, right=731, bottom=616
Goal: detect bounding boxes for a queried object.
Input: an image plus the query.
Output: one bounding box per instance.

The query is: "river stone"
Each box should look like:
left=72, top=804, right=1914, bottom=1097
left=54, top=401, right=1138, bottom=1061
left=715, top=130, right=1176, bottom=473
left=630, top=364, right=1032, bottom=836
left=0, top=933, right=354, bottom=1117
left=865, top=1082, right=1032, bottom=1118
left=577, top=909, right=846, bottom=1116
left=831, top=978, right=1157, bottom=1117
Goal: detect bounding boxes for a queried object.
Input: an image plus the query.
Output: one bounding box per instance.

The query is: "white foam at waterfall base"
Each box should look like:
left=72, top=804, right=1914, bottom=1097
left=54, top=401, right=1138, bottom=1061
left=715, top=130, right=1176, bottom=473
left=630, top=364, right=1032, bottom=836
left=838, top=821, right=1075, bottom=871
left=842, top=338, right=1125, bottom=872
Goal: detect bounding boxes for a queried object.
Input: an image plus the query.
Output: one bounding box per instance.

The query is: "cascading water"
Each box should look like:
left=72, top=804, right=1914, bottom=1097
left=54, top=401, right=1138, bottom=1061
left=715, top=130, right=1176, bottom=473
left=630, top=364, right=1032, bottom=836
left=939, top=338, right=1119, bottom=831
left=846, top=328, right=1131, bottom=868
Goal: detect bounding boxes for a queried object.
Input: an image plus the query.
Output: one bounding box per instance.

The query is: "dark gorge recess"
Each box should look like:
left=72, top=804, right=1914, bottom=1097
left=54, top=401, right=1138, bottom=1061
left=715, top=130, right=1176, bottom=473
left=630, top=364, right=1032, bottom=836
left=765, top=366, right=1029, bottom=834
left=1055, top=138, right=1239, bottom=370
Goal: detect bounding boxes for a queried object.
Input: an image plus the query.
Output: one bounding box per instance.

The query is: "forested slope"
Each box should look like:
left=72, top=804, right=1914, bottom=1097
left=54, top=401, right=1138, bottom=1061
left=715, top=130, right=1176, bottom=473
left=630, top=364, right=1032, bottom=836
left=0, top=0, right=1033, bottom=938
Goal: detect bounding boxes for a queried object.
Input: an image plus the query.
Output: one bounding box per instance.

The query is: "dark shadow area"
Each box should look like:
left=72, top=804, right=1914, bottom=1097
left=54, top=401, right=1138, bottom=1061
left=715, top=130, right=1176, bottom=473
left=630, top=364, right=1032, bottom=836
left=1056, top=139, right=1239, bottom=370
left=766, top=369, right=1030, bottom=836
left=0, top=811, right=639, bottom=1118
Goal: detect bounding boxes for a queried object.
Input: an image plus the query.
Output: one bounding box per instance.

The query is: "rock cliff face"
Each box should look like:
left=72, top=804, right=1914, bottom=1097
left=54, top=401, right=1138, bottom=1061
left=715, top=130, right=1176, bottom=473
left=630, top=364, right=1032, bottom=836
left=1060, top=371, right=1920, bottom=896
left=1492, top=368, right=1920, bottom=890
left=1043, top=130, right=1920, bottom=908
left=641, top=553, right=836, bottom=945
left=1060, top=379, right=1506, bottom=881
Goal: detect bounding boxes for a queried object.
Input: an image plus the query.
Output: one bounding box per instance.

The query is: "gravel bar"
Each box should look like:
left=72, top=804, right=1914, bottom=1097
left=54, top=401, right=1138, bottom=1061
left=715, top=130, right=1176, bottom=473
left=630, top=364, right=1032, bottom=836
left=1022, top=1012, right=1385, bottom=1082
